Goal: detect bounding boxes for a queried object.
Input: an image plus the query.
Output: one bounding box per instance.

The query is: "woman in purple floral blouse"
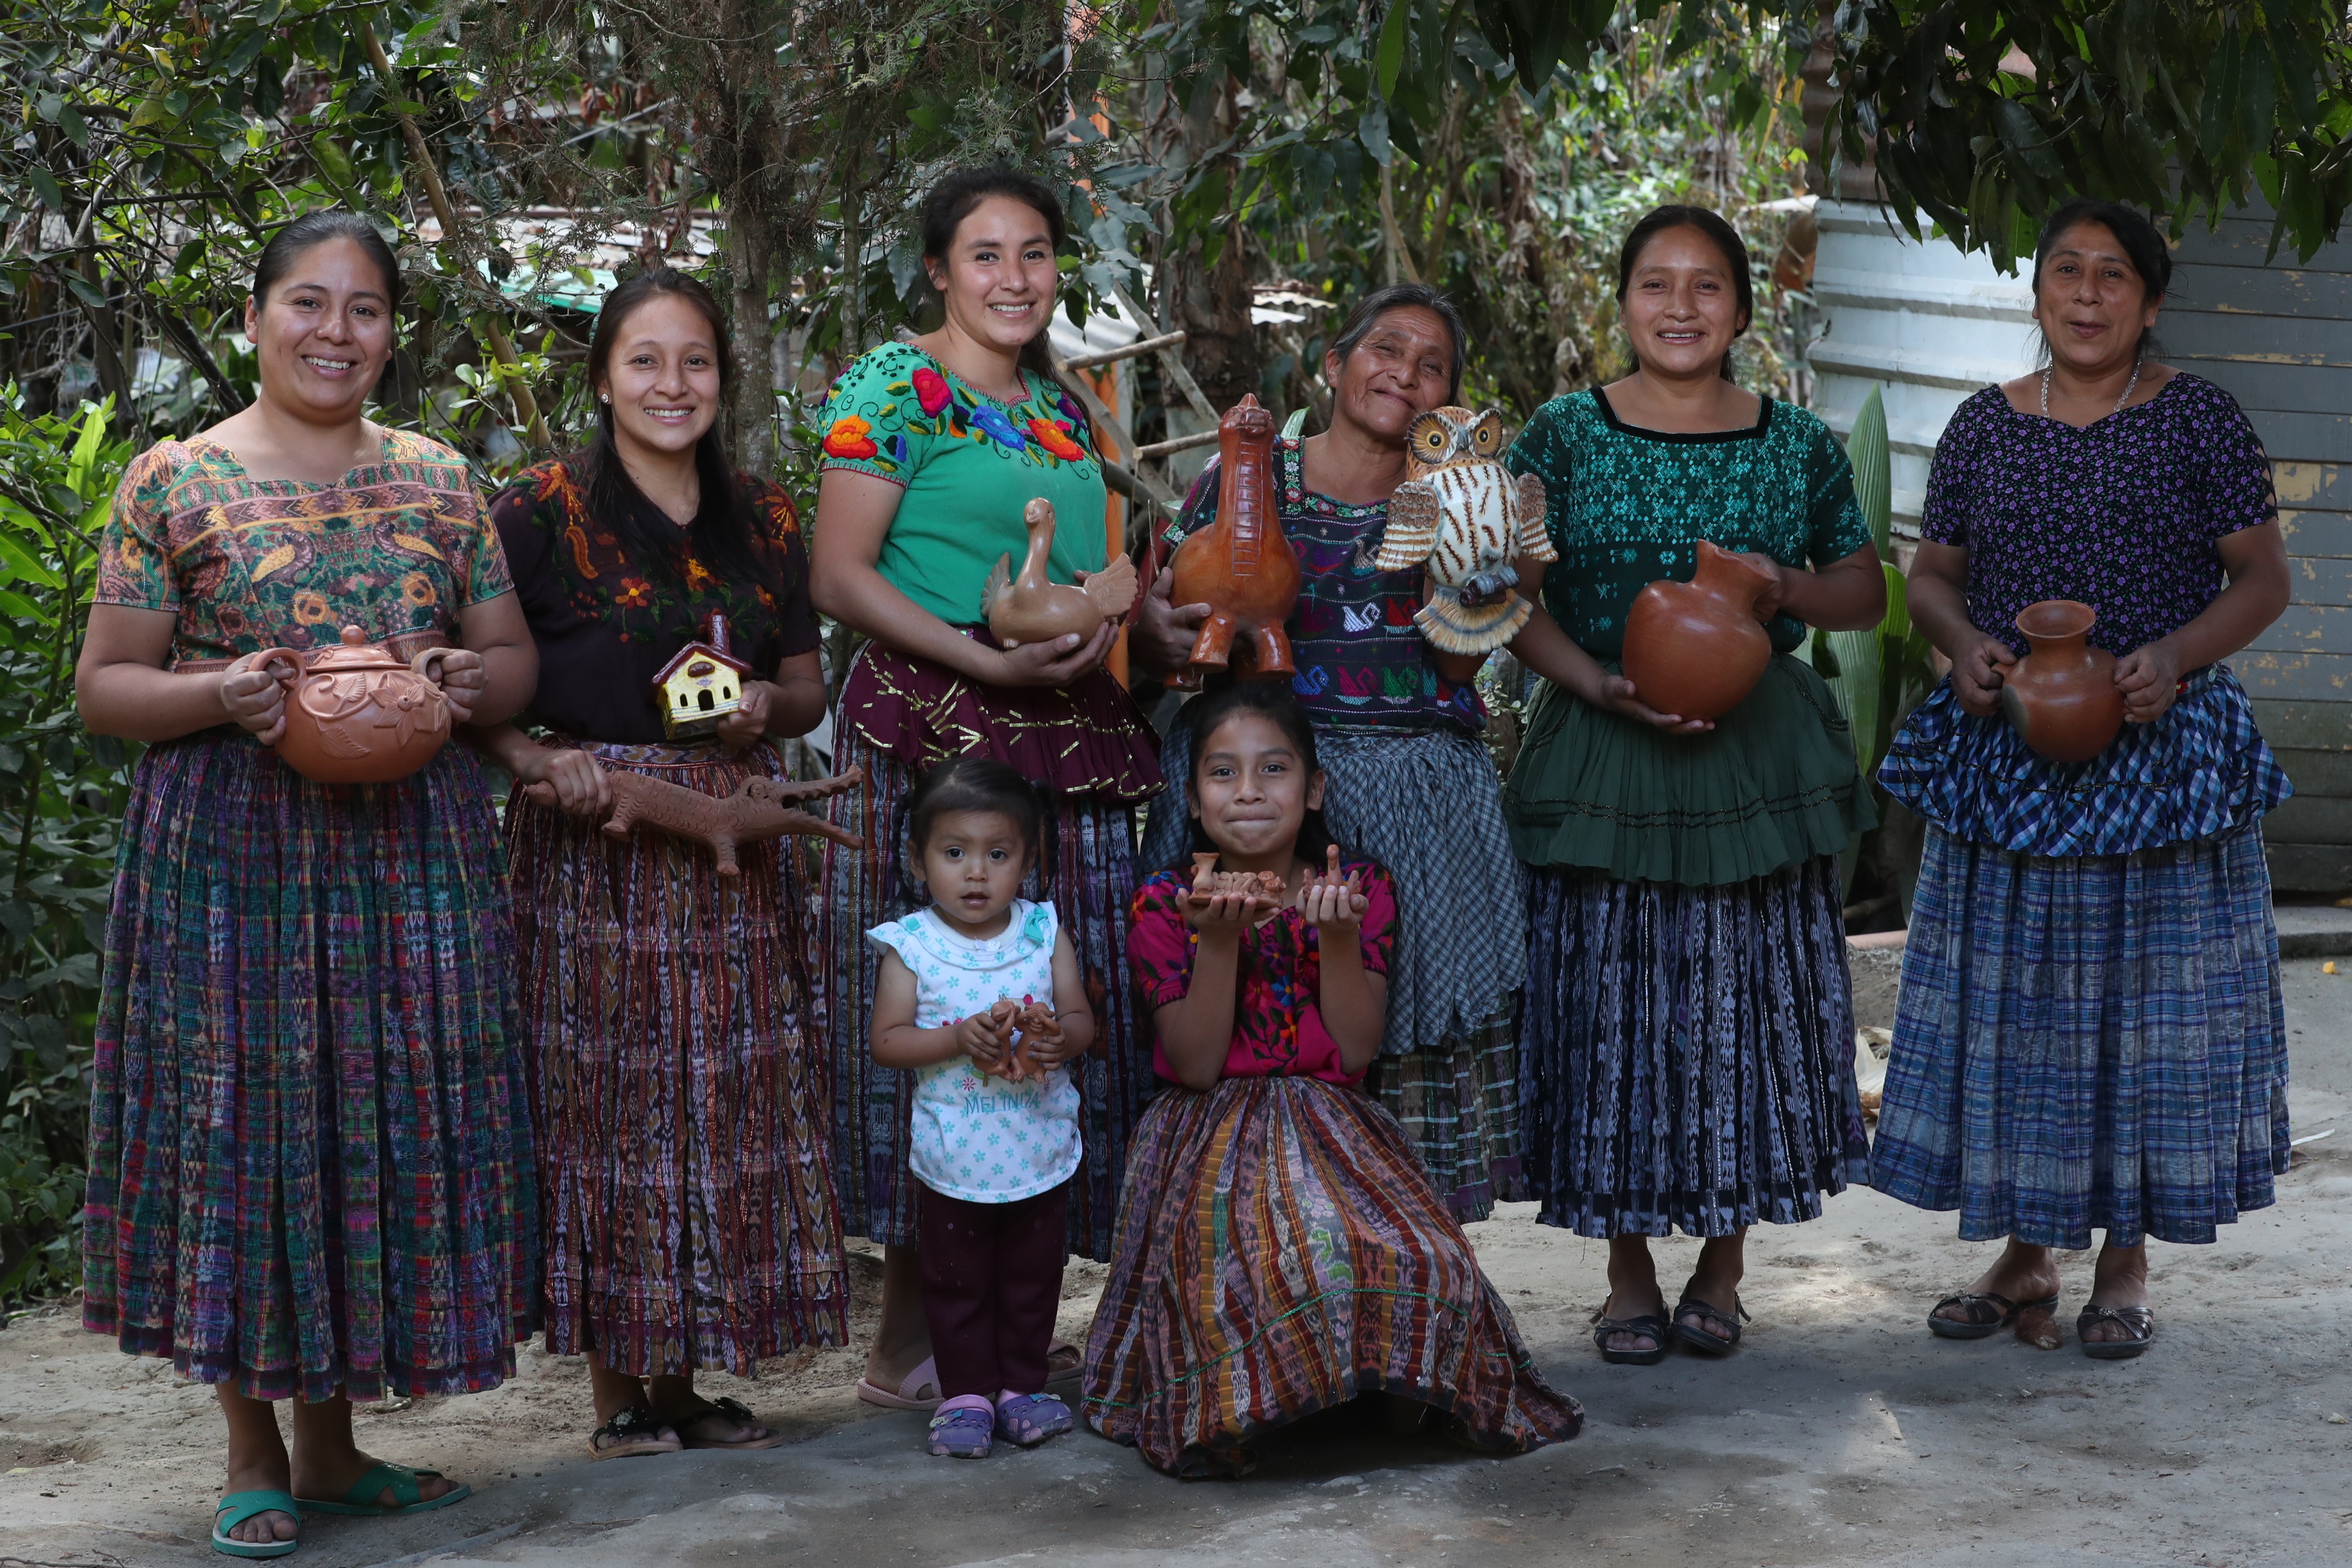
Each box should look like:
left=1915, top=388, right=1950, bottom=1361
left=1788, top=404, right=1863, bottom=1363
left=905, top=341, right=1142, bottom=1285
left=1872, top=200, right=2295, bottom=1360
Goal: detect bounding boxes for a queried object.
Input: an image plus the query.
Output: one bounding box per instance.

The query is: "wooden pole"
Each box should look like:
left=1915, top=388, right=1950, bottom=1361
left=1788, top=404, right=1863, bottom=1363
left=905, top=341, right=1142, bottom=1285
left=358, top=18, right=551, bottom=451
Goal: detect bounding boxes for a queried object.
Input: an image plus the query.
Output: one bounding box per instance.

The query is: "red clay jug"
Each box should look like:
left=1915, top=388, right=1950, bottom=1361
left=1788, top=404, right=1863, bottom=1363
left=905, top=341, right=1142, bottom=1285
left=1621, top=540, right=1776, bottom=722
left=252, top=625, right=455, bottom=785
left=2000, top=599, right=2124, bottom=764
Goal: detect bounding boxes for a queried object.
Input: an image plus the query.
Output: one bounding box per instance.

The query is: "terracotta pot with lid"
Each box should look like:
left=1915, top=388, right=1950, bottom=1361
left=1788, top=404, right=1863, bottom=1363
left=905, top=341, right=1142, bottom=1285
left=1999, top=599, right=2125, bottom=764
left=1620, top=540, right=1777, bottom=722
left=251, top=625, right=456, bottom=784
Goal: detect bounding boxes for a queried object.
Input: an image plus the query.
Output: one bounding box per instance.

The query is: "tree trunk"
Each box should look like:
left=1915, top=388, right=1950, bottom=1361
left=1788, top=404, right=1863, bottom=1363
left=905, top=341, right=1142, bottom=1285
left=726, top=213, right=775, bottom=474
left=1164, top=225, right=1260, bottom=416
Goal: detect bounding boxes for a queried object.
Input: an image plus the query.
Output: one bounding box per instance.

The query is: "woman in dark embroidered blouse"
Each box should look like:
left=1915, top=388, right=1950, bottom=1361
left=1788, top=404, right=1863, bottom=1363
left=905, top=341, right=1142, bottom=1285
left=471, top=269, right=845, bottom=1457
left=1873, top=201, right=2295, bottom=1361
left=1131, top=283, right=1529, bottom=1225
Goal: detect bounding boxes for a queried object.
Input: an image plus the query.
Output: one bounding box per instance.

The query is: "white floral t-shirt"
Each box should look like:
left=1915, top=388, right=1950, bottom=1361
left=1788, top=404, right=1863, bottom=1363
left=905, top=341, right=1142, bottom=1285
left=866, top=899, right=1081, bottom=1203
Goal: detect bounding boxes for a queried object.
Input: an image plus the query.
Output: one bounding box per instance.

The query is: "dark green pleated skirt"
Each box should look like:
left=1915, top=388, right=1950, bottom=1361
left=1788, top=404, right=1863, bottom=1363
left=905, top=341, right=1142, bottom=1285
left=1503, top=653, right=1873, bottom=886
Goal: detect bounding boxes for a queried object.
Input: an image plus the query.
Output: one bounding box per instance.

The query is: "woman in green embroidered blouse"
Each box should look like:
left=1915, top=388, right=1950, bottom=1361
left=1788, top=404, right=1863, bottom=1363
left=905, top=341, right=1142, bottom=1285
left=809, top=167, right=1163, bottom=1416
left=1501, top=207, right=1886, bottom=1367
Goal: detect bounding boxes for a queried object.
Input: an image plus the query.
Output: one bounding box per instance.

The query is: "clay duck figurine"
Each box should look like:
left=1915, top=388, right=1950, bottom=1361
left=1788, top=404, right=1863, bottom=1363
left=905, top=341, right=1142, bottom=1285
left=1166, top=394, right=1300, bottom=688
left=983, top=496, right=1140, bottom=652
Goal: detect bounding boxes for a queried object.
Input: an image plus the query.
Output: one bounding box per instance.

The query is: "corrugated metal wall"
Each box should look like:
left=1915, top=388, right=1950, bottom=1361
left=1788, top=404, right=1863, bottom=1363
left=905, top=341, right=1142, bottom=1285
left=2164, top=205, right=2352, bottom=892
left=1809, top=198, right=2352, bottom=893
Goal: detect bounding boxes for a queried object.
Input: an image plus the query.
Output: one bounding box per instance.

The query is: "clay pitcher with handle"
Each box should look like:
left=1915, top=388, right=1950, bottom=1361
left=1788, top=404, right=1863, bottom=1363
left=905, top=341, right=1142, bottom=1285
left=1621, top=540, right=1776, bottom=722
left=250, top=625, right=455, bottom=785
left=1999, top=599, right=2124, bottom=763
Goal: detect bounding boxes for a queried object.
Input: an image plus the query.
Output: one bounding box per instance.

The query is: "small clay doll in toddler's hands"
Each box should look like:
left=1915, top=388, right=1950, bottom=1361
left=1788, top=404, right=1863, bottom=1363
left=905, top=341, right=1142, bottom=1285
left=866, top=757, right=1093, bottom=1460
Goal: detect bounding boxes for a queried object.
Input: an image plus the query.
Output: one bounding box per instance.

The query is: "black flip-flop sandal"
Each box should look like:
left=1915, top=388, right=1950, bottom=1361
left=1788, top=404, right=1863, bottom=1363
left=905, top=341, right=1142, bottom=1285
left=1590, top=1308, right=1670, bottom=1366
left=674, top=1395, right=787, bottom=1451
left=2076, top=1304, right=2154, bottom=1360
left=1671, top=1293, right=1752, bottom=1354
left=1927, top=1290, right=2059, bottom=1340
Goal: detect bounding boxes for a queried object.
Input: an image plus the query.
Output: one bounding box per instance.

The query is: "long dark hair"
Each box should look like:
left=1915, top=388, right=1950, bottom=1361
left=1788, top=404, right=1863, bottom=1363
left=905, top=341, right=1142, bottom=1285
left=1326, top=282, right=1467, bottom=404
left=577, top=267, right=769, bottom=590
left=1615, top=205, right=1754, bottom=382
left=2029, top=199, right=2170, bottom=365
left=253, top=210, right=402, bottom=308
left=918, top=166, right=1076, bottom=401
left=1181, top=682, right=1335, bottom=867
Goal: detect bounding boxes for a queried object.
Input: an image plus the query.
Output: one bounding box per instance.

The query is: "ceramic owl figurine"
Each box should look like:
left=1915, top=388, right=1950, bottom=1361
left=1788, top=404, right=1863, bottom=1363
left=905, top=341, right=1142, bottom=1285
left=1375, top=407, right=1556, bottom=654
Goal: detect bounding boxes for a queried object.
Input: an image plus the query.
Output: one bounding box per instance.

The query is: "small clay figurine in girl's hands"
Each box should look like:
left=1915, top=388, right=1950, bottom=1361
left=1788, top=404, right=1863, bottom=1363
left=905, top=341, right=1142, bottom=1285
left=1297, top=843, right=1369, bottom=936
left=949, top=999, right=1016, bottom=1079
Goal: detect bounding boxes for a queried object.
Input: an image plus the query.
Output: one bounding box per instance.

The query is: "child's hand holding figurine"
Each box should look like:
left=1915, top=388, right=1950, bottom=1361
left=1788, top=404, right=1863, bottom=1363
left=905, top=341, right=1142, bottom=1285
left=1298, top=844, right=1367, bottom=939
left=954, top=1003, right=1013, bottom=1077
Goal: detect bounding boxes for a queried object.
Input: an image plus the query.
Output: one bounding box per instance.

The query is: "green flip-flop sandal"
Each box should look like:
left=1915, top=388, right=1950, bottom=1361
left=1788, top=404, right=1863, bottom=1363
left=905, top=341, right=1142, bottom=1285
left=212, top=1490, right=301, bottom=1558
left=293, top=1461, right=471, bottom=1517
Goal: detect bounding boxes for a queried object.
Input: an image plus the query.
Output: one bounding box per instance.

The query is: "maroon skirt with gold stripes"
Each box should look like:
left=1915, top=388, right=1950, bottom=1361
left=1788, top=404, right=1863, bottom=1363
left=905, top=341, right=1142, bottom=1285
left=1081, top=1075, right=1580, bottom=1476
left=507, top=738, right=847, bottom=1376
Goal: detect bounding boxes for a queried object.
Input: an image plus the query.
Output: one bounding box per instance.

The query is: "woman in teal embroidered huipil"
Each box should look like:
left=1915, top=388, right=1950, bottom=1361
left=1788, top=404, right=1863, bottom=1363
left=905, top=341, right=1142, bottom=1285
left=1501, top=208, right=1886, bottom=1367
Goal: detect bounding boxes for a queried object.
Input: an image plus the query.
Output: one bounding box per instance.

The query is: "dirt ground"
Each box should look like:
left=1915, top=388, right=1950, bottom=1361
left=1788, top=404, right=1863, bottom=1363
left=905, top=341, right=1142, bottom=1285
left=4, top=957, right=2349, bottom=1567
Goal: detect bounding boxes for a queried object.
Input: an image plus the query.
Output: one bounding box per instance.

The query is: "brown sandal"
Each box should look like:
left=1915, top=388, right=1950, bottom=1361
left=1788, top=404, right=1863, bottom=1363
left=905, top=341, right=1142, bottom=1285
left=1927, top=1290, right=2058, bottom=1340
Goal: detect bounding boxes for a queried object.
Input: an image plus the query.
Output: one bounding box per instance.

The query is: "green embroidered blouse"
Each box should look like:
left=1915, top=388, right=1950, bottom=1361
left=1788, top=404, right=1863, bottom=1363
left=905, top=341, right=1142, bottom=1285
left=1502, top=388, right=1868, bottom=658
left=817, top=342, right=1107, bottom=625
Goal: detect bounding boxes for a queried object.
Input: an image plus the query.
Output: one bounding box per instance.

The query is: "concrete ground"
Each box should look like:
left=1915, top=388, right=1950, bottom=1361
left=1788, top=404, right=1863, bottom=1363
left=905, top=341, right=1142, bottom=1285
left=6, top=958, right=2351, bottom=1568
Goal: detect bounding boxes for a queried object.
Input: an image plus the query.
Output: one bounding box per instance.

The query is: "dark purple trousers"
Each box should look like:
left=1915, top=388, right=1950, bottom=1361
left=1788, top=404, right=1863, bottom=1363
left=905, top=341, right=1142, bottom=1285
left=918, top=1180, right=1068, bottom=1399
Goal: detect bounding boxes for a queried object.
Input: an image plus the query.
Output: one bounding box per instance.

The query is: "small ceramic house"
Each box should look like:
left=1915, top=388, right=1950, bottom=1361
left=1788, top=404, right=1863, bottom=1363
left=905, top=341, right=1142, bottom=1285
left=652, top=612, right=754, bottom=740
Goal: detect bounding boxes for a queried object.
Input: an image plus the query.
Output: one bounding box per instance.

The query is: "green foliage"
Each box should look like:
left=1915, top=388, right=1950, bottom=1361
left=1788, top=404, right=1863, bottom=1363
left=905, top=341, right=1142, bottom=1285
left=1810, top=383, right=1934, bottom=907
left=1830, top=0, right=2352, bottom=267
left=0, top=391, right=134, bottom=1302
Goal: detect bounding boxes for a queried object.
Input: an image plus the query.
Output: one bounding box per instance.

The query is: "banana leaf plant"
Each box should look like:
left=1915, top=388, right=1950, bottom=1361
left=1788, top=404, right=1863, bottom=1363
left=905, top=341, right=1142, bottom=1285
left=1803, top=383, right=1938, bottom=912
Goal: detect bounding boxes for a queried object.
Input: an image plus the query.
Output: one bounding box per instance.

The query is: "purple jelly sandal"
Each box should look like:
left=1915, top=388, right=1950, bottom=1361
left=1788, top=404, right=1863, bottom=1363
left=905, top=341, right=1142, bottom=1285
left=995, top=1392, right=1073, bottom=1447
left=927, top=1395, right=996, bottom=1459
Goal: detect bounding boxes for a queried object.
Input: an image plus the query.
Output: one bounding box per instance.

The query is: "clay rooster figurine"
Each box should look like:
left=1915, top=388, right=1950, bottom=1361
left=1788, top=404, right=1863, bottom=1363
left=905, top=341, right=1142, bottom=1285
left=1167, top=394, right=1300, bottom=688
left=1374, top=407, right=1556, bottom=654
left=983, top=497, right=1139, bottom=651
left=521, top=766, right=867, bottom=877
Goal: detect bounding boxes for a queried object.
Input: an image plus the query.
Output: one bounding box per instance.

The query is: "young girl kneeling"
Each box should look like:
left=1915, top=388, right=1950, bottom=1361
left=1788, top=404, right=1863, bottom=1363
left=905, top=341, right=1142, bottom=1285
left=1082, top=684, right=1583, bottom=1476
left=869, top=759, right=1095, bottom=1458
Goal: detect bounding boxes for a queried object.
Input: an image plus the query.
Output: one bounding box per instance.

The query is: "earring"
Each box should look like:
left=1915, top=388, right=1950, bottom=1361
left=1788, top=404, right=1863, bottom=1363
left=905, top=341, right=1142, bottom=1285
left=600, top=394, right=610, bottom=404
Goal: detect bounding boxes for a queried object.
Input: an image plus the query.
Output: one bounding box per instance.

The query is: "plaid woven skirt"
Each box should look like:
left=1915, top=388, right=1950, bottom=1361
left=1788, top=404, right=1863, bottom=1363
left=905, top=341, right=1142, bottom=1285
left=820, top=736, right=1146, bottom=1259
left=1870, top=824, right=2290, bottom=1248
left=1142, top=720, right=1526, bottom=1220
left=1081, top=1075, right=1581, bottom=1478
left=81, top=733, right=535, bottom=1402
left=507, top=739, right=846, bottom=1376
left=1518, top=857, right=1870, bottom=1238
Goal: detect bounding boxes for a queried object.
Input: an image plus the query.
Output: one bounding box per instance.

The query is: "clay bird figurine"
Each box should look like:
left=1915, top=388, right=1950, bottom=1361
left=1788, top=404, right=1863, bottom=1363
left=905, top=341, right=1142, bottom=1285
left=1374, top=406, right=1556, bottom=654
left=1167, top=394, right=1300, bottom=688
left=983, top=497, right=1139, bottom=652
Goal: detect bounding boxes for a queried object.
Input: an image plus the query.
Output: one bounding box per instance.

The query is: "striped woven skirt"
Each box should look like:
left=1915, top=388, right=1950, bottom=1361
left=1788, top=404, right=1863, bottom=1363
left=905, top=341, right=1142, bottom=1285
left=820, top=735, right=1146, bottom=1259
left=1518, top=857, right=1870, bottom=1238
left=1142, top=720, right=1526, bottom=1220
left=507, top=739, right=846, bottom=1376
left=81, top=732, right=534, bottom=1403
left=1870, top=824, right=2289, bottom=1249
left=1081, top=1075, right=1581, bottom=1478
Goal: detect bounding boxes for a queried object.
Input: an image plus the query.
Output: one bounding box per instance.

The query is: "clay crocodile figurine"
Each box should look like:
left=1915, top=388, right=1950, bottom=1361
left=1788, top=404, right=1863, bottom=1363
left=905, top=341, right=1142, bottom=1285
left=522, top=765, right=866, bottom=876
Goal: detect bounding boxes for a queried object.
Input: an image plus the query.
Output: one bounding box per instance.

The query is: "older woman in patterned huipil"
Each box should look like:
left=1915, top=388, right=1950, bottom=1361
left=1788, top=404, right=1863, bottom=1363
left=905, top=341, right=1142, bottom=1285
left=76, top=213, right=535, bottom=1555
left=1131, top=283, right=1530, bottom=1226
left=1873, top=200, right=2294, bottom=1360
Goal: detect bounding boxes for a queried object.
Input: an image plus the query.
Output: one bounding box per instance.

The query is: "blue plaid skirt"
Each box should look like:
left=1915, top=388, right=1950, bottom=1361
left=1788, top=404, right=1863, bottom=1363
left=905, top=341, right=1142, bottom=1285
left=1870, top=824, right=2290, bottom=1248
left=1517, top=856, right=1871, bottom=1238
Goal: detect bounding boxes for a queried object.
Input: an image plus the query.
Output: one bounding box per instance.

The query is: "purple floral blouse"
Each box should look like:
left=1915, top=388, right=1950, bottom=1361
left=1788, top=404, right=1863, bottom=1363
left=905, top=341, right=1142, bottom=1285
left=1922, top=373, right=2277, bottom=657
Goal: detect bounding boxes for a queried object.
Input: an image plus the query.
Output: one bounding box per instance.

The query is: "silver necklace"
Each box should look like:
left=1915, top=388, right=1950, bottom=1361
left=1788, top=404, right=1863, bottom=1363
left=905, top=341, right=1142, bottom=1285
left=2042, top=356, right=2141, bottom=419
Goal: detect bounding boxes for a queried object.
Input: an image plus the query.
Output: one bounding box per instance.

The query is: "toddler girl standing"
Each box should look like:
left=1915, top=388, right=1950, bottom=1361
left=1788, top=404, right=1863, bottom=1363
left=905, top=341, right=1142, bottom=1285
left=867, top=758, right=1095, bottom=1458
